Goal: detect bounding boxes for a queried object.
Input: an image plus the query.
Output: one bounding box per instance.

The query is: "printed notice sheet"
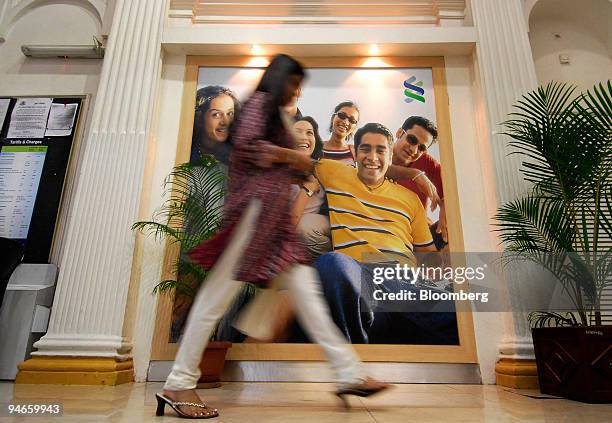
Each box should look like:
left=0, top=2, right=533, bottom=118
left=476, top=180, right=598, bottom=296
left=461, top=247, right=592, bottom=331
left=45, top=103, right=79, bottom=137
left=0, top=99, right=10, bottom=131
left=0, top=146, right=47, bottom=239
left=6, top=97, right=52, bottom=139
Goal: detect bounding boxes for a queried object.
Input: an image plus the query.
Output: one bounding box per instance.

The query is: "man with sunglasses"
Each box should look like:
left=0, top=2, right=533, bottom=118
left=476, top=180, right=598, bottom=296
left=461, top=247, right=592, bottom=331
left=393, top=116, right=448, bottom=250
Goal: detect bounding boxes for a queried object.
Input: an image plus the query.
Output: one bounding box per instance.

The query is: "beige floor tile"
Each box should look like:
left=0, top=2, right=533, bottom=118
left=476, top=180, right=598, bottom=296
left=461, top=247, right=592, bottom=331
left=1, top=381, right=610, bottom=423
left=367, top=407, right=521, bottom=423
left=382, top=383, right=462, bottom=394
left=359, top=392, right=487, bottom=408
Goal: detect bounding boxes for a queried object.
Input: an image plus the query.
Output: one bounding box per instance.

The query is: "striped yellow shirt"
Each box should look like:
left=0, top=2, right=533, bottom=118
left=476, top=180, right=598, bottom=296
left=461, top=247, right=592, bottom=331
left=315, top=159, right=433, bottom=264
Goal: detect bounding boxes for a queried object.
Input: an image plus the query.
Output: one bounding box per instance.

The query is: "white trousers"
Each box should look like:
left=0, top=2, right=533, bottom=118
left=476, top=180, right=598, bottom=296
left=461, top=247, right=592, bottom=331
left=164, top=200, right=363, bottom=391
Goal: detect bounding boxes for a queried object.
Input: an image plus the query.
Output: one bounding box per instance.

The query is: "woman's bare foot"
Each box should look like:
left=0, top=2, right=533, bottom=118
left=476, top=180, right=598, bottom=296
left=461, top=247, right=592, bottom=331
left=162, top=389, right=218, bottom=418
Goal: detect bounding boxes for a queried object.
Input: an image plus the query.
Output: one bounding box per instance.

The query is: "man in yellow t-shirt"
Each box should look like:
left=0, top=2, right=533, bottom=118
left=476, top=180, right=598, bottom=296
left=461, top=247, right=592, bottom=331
left=315, top=158, right=434, bottom=266
left=257, top=121, right=458, bottom=344
left=311, top=123, right=457, bottom=344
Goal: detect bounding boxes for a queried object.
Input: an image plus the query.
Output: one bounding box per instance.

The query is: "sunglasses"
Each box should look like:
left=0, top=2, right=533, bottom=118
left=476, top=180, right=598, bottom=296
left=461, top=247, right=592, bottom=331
left=405, top=133, right=430, bottom=152
left=335, top=111, right=358, bottom=125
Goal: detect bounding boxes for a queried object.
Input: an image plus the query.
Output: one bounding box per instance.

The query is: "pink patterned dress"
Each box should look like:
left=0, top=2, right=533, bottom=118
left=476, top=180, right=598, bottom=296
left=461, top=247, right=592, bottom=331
left=189, top=92, right=310, bottom=285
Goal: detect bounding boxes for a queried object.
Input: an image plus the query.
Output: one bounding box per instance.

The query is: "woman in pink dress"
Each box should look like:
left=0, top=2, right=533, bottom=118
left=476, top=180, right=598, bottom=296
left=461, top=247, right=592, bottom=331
left=155, top=54, right=389, bottom=419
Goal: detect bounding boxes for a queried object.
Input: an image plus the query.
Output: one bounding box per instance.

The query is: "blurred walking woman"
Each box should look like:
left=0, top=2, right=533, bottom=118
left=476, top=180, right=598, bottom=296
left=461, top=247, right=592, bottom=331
left=322, top=101, right=360, bottom=165
left=156, top=55, right=389, bottom=419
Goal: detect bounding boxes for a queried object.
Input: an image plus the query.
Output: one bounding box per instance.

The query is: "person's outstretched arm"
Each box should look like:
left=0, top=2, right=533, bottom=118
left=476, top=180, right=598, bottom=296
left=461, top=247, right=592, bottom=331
left=255, top=143, right=441, bottom=210
left=253, top=142, right=315, bottom=172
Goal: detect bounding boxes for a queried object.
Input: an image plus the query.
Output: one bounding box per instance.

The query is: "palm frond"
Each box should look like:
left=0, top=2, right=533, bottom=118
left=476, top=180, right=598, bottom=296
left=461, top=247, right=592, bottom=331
left=131, top=221, right=181, bottom=243
left=503, top=82, right=608, bottom=202
left=153, top=279, right=180, bottom=295
left=133, top=155, right=227, bottom=293
left=494, top=196, right=574, bottom=252
left=528, top=311, right=580, bottom=329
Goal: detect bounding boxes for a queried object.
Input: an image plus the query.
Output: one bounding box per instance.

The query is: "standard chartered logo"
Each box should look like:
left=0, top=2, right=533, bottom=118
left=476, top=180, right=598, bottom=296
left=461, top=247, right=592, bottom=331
left=403, top=76, right=425, bottom=103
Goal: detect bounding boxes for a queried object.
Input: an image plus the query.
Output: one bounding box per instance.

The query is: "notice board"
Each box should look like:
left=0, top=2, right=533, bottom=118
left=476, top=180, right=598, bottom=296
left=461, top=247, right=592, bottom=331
left=0, top=96, right=84, bottom=263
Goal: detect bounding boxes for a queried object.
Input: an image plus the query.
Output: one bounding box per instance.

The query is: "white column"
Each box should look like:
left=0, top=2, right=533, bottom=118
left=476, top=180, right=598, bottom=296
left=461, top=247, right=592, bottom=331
left=471, top=0, right=539, bottom=363
left=33, top=0, right=169, bottom=359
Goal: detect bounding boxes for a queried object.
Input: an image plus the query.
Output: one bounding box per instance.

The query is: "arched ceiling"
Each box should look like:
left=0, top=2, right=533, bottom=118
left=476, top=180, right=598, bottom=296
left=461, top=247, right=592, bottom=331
left=528, top=0, right=611, bottom=44
left=0, top=0, right=108, bottom=43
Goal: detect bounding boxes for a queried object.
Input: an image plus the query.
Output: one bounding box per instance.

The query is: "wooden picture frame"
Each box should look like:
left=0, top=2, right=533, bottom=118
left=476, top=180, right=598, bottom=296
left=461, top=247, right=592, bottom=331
left=150, top=56, right=478, bottom=364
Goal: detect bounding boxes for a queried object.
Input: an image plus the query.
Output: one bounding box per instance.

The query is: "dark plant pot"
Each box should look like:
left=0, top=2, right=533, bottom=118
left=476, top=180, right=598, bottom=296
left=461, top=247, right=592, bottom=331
left=532, top=326, right=612, bottom=403
left=197, top=341, right=232, bottom=389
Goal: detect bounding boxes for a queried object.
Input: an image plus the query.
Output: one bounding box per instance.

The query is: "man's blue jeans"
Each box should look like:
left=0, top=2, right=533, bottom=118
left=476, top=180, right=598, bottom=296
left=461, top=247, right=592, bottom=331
left=314, top=252, right=460, bottom=344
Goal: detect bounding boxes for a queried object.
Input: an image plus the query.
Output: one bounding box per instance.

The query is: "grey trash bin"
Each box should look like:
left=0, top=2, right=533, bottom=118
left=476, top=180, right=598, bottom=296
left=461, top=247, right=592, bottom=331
left=0, top=264, right=57, bottom=380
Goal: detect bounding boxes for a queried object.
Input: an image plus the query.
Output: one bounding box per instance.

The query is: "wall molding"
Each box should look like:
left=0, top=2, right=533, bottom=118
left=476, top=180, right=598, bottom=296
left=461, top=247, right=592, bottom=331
left=169, top=0, right=467, bottom=25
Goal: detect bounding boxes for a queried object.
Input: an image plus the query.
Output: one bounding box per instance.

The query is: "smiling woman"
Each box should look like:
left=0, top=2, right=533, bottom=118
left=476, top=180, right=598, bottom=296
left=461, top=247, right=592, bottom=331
left=293, top=116, right=323, bottom=160
left=191, top=85, right=241, bottom=165
left=323, top=101, right=360, bottom=164
left=290, top=116, right=328, bottom=240
left=204, top=95, right=234, bottom=143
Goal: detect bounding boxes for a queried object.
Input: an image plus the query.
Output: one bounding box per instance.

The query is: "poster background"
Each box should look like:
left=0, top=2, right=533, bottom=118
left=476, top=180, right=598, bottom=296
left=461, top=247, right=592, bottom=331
left=175, top=66, right=458, bottom=346
left=197, top=66, right=441, bottom=220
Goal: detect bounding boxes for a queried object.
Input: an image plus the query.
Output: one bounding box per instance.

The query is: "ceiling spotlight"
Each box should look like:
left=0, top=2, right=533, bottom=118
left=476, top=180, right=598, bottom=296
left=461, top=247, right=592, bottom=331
left=247, top=57, right=270, bottom=67
left=369, top=44, right=380, bottom=56
left=251, top=45, right=264, bottom=55
left=361, top=57, right=391, bottom=68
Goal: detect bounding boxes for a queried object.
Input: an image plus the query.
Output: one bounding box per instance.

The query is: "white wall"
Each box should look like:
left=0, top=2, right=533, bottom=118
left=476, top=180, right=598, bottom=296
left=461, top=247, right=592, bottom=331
left=445, top=54, right=502, bottom=384
left=528, top=0, right=611, bottom=92
left=0, top=3, right=103, bottom=96
left=130, top=52, right=187, bottom=381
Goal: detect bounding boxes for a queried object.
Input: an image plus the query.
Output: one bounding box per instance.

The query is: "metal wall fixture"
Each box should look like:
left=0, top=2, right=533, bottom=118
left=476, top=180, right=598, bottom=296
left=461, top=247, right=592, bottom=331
left=21, top=37, right=105, bottom=59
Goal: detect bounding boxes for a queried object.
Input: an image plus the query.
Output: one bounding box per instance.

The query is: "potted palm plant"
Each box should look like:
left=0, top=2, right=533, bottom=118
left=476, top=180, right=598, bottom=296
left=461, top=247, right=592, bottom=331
left=132, top=155, right=245, bottom=386
left=494, top=81, right=611, bottom=403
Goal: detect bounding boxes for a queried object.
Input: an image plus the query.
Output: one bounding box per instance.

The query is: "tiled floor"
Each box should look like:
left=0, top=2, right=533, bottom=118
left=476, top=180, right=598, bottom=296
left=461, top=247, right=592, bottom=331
left=0, top=381, right=610, bottom=422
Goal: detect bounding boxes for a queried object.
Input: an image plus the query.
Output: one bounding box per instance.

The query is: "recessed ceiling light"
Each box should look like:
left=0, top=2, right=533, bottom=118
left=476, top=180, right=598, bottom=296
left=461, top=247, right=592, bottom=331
left=247, top=57, right=270, bottom=67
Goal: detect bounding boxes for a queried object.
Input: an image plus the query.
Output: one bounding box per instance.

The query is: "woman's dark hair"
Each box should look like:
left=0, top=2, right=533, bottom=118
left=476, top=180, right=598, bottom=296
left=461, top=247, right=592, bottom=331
left=256, top=54, right=306, bottom=108
left=255, top=54, right=307, bottom=139
left=354, top=123, right=395, bottom=151
left=191, top=85, right=240, bottom=164
left=295, top=116, right=324, bottom=160
left=328, top=101, right=360, bottom=141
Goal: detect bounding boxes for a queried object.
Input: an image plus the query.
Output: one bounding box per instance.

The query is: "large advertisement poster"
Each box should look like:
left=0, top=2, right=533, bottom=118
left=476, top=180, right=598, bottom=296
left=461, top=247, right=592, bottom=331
left=171, top=66, right=458, bottom=346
